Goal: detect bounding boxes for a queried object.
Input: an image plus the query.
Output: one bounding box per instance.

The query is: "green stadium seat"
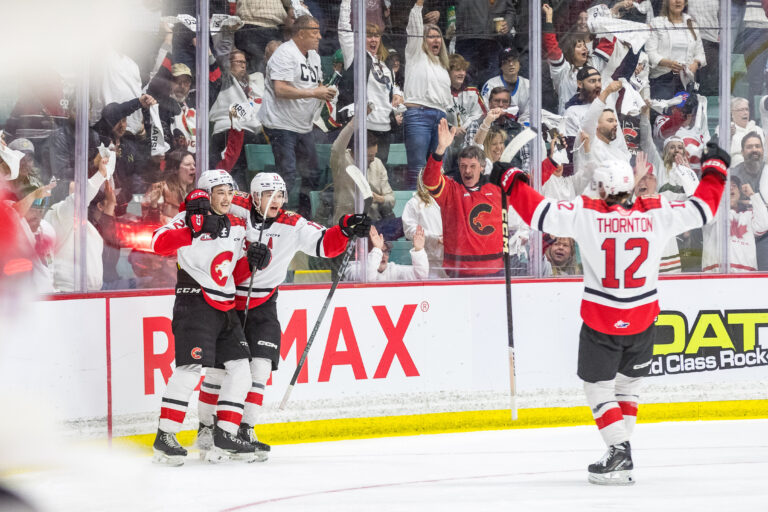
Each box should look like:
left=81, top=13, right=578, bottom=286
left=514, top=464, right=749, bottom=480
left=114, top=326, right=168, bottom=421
left=245, top=144, right=275, bottom=172
left=387, top=143, right=408, bottom=167
left=388, top=239, right=413, bottom=265
left=393, top=190, right=413, bottom=218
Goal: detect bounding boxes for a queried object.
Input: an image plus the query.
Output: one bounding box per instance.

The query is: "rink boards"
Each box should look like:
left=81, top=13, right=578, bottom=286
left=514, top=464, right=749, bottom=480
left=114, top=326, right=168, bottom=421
left=8, top=274, right=768, bottom=440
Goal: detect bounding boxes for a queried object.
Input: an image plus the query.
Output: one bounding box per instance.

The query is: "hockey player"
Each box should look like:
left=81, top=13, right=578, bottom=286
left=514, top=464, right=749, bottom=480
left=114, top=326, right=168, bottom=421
left=492, top=142, right=730, bottom=485
left=195, top=172, right=370, bottom=460
left=150, top=169, right=262, bottom=466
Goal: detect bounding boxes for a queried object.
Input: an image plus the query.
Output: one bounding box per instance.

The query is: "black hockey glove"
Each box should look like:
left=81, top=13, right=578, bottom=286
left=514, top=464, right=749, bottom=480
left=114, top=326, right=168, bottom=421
left=184, top=189, right=211, bottom=237
left=247, top=241, right=272, bottom=270
left=490, top=162, right=528, bottom=194
left=339, top=213, right=371, bottom=238
left=701, top=142, right=730, bottom=182
left=199, top=214, right=231, bottom=239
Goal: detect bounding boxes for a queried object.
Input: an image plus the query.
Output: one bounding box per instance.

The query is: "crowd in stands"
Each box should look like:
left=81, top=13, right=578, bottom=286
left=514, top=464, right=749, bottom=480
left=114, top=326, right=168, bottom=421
left=3, top=0, right=768, bottom=294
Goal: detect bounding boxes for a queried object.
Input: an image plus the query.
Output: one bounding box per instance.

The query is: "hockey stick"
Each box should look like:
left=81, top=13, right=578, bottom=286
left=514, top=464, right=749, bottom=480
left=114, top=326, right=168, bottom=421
left=279, top=165, right=372, bottom=409
left=497, top=131, right=536, bottom=422
left=242, top=189, right=278, bottom=330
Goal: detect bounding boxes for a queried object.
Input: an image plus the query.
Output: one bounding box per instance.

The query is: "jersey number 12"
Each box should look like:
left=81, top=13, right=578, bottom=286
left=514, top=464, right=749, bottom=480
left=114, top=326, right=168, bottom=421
left=601, top=237, right=649, bottom=289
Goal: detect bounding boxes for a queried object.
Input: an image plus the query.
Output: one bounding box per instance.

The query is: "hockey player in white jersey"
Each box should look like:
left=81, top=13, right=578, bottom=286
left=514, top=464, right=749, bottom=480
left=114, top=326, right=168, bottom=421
left=194, top=172, right=371, bottom=460
left=150, top=169, right=260, bottom=466
left=492, top=143, right=730, bottom=485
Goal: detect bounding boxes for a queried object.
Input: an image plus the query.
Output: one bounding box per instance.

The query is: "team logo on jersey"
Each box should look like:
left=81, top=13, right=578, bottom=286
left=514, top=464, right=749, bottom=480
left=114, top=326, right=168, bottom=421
left=614, top=320, right=630, bottom=329
left=191, top=347, right=202, bottom=359
left=469, top=203, right=495, bottom=236
left=210, top=251, right=234, bottom=287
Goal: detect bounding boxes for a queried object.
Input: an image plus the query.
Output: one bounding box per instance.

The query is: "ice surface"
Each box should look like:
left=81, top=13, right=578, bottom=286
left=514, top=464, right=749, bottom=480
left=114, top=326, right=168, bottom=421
left=6, top=419, right=767, bottom=512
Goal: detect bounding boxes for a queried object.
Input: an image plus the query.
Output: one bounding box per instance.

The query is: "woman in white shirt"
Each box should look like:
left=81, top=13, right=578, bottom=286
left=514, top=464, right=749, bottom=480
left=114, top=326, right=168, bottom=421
left=337, top=0, right=402, bottom=163
left=646, top=0, right=706, bottom=99
left=402, top=0, right=452, bottom=189
left=401, top=174, right=444, bottom=277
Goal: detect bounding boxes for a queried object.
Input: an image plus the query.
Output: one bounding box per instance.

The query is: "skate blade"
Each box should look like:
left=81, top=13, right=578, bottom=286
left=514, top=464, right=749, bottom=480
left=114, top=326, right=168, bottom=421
left=588, top=470, right=635, bottom=486
left=247, top=451, right=269, bottom=463
left=230, top=451, right=259, bottom=463
left=152, top=449, right=185, bottom=467
left=204, top=446, right=231, bottom=464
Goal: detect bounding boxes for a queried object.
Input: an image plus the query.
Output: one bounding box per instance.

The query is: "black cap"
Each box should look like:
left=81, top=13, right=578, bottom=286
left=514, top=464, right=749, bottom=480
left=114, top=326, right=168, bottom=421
left=498, top=47, right=519, bottom=66
left=576, top=65, right=599, bottom=82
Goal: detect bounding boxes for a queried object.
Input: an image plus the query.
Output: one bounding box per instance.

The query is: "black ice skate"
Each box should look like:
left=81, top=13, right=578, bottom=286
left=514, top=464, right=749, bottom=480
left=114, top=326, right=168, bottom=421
left=205, top=425, right=257, bottom=463
left=238, top=423, right=271, bottom=462
left=152, top=429, right=187, bottom=466
left=588, top=441, right=634, bottom=485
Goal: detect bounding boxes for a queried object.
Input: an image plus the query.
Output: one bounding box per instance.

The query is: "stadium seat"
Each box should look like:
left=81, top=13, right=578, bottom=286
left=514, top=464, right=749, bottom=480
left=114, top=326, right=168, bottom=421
left=388, top=239, right=413, bottom=265
left=245, top=144, right=275, bottom=172
left=315, top=143, right=333, bottom=188
left=393, top=190, right=413, bottom=218
left=387, top=143, right=408, bottom=167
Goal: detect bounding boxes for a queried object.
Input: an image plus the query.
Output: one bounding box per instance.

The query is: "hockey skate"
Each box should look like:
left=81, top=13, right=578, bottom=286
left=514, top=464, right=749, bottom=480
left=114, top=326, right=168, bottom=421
left=196, top=422, right=214, bottom=460
left=587, top=441, right=635, bottom=485
left=205, top=425, right=257, bottom=464
left=238, top=423, right=271, bottom=462
left=152, top=429, right=187, bottom=466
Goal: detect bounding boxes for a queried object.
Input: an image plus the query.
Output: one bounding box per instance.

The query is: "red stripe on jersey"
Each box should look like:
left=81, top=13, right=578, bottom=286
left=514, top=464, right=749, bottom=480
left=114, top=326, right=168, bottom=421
left=202, top=290, right=235, bottom=311
left=581, top=299, right=659, bottom=335
left=199, top=390, right=219, bottom=405
left=322, top=225, right=350, bottom=257
left=235, top=287, right=277, bottom=310
left=160, top=407, right=186, bottom=424
left=632, top=196, right=662, bottom=212
left=246, top=392, right=264, bottom=406
left=275, top=210, right=301, bottom=226
left=227, top=215, right=246, bottom=228
left=152, top=227, right=192, bottom=256
left=231, top=192, right=252, bottom=209
left=217, top=410, right=243, bottom=425
left=581, top=197, right=612, bottom=213
left=694, top=173, right=727, bottom=218
left=595, top=407, right=624, bottom=429
left=619, top=401, right=638, bottom=417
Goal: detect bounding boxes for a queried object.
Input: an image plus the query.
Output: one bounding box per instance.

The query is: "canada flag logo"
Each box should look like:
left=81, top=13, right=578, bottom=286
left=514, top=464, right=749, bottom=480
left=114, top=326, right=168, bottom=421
left=210, top=251, right=234, bottom=287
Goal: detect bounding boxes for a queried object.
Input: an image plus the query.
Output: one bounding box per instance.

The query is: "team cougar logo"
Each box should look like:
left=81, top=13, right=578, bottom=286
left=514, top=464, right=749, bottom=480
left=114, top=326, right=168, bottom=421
left=469, top=203, right=495, bottom=236
left=210, top=251, right=234, bottom=286
left=191, top=347, right=202, bottom=359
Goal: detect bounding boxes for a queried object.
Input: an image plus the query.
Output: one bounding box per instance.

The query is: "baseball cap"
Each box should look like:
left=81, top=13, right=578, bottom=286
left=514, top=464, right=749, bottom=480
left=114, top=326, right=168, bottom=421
left=576, top=66, right=599, bottom=82
left=171, top=63, right=192, bottom=78
left=8, top=138, right=34, bottom=155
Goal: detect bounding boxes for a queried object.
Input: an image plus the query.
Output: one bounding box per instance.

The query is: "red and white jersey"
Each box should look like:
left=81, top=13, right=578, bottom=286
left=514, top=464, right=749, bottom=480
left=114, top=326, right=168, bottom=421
left=702, top=197, right=768, bottom=273
left=229, top=194, right=349, bottom=309
left=508, top=173, right=725, bottom=335
left=151, top=212, right=247, bottom=311
left=446, top=86, right=486, bottom=129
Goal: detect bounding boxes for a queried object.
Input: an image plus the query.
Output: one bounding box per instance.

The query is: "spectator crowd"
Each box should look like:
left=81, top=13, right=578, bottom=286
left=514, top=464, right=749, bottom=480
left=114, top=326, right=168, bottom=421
left=2, top=0, right=768, bottom=294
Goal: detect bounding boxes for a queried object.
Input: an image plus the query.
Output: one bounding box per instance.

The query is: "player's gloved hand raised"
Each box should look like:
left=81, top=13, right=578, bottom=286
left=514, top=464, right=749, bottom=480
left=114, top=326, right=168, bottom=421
left=185, top=189, right=211, bottom=237
left=701, top=142, right=730, bottom=182
left=339, top=213, right=371, bottom=238
left=247, top=241, right=272, bottom=270
left=490, top=162, right=528, bottom=194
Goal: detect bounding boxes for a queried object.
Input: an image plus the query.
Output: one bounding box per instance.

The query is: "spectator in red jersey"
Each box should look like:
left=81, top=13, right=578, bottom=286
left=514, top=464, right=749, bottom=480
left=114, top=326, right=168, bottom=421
left=422, top=118, right=510, bottom=278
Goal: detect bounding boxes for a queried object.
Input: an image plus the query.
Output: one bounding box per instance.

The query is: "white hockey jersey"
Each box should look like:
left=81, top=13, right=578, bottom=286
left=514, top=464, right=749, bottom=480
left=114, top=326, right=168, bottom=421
left=151, top=211, right=247, bottom=310
left=446, top=86, right=486, bottom=129
left=702, top=195, right=768, bottom=273
left=508, top=173, right=725, bottom=335
left=230, top=193, right=349, bottom=309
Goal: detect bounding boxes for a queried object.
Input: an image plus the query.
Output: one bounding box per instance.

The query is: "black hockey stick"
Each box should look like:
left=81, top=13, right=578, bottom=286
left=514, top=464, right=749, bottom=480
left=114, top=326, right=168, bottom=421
left=500, top=191, right=517, bottom=421
left=279, top=165, right=373, bottom=409
left=242, top=189, right=278, bottom=330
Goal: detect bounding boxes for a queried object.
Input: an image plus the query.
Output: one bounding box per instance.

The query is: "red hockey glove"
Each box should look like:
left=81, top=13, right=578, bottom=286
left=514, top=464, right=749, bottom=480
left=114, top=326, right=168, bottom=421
left=701, top=142, right=730, bottom=182
left=490, top=162, right=528, bottom=194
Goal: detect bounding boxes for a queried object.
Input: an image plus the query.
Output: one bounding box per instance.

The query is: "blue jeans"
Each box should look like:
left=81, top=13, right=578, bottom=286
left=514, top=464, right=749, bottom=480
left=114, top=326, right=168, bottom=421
left=264, top=128, right=319, bottom=220
left=403, top=107, right=446, bottom=189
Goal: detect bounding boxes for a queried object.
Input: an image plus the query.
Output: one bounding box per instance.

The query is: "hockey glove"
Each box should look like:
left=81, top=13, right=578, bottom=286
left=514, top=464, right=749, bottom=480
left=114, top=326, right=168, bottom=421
left=490, top=162, right=528, bottom=194
left=247, top=241, right=272, bottom=270
left=701, top=142, right=730, bottom=182
left=185, top=189, right=211, bottom=237
left=339, top=213, right=371, bottom=238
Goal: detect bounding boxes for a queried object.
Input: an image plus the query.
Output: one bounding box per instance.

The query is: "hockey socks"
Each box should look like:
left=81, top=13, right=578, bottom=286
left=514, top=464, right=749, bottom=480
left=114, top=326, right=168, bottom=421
left=215, top=358, right=251, bottom=435
left=583, top=379, right=630, bottom=447
left=242, top=357, right=271, bottom=426
left=614, top=373, right=640, bottom=437
left=158, top=364, right=202, bottom=434
left=198, top=368, right=225, bottom=427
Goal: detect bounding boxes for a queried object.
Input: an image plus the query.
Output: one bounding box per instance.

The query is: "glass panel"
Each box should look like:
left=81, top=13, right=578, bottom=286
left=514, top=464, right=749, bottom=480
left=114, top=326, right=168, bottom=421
left=727, top=0, right=767, bottom=273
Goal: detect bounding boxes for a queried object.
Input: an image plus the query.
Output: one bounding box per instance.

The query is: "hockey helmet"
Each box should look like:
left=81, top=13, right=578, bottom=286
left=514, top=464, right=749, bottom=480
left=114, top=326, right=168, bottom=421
left=592, top=160, right=634, bottom=197
left=250, top=172, right=286, bottom=196
left=197, top=169, right=235, bottom=193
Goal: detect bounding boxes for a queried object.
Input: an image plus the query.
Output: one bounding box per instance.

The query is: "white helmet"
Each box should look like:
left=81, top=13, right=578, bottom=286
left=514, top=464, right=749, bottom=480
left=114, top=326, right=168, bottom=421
left=592, top=160, right=634, bottom=197
left=250, top=172, right=286, bottom=196
left=198, top=169, right=235, bottom=193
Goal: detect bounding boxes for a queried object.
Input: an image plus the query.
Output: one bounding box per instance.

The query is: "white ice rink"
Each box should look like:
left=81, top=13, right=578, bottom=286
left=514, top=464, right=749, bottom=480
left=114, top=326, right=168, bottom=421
left=6, top=419, right=768, bottom=512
